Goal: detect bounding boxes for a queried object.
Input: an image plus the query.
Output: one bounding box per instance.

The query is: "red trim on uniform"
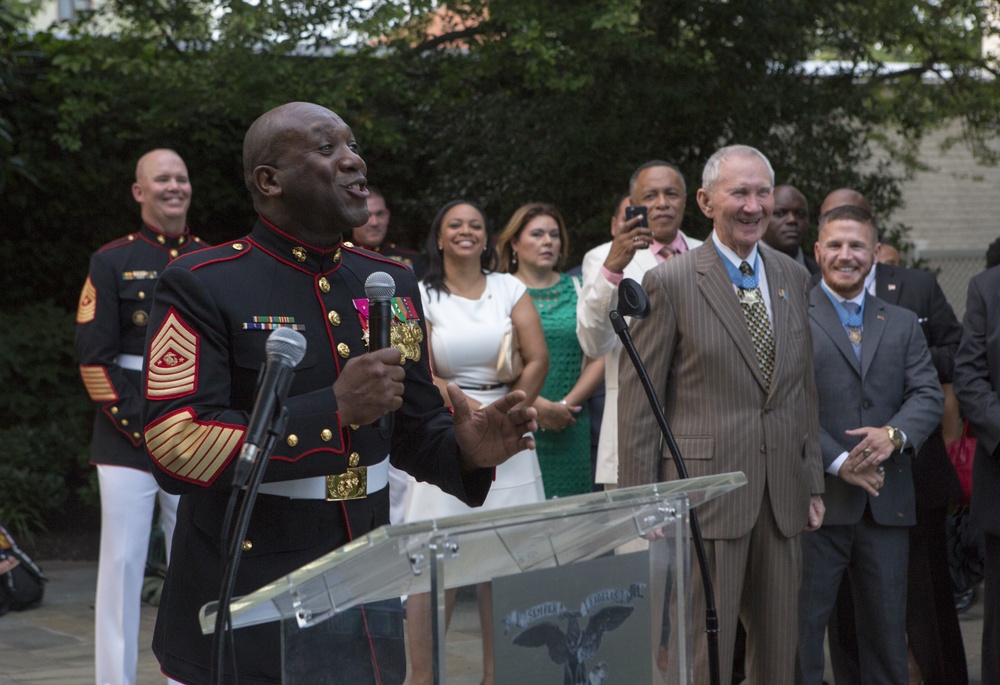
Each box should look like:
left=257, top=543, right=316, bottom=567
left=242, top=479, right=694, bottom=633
left=339, top=243, right=413, bottom=274
left=187, top=242, right=252, bottom=272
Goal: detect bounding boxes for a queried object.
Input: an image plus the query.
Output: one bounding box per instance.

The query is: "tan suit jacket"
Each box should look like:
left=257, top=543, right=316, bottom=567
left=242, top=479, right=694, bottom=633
left=576, top=231, right=703, bottom=484
left=618, top=240, right=823, bottom=539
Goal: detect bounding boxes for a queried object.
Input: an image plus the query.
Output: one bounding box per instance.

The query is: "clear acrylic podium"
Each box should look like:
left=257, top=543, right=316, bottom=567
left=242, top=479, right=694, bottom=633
left=200, top=472, right=745, bottom=684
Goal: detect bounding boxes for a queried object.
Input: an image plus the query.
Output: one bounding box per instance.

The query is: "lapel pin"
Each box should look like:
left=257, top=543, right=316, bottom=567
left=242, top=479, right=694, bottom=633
left=877, top=314, right=886, bottom=321
left=888, top=284, right=897, bottom=291
left=778, top=288, right=786, bottom=300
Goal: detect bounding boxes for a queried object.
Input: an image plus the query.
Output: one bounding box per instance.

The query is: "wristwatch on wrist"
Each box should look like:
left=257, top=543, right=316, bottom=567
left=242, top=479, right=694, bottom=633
left=884, top=425, right=904, bottom=451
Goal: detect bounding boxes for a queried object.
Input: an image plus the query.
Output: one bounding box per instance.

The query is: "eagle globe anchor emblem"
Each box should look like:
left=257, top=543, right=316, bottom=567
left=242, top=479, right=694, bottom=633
left=512, top=606, right=633, bottom=684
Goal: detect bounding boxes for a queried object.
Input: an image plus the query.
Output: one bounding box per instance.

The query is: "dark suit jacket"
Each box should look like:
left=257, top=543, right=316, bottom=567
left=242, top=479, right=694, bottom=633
left=619, top=241, right=824, bottom=540
left=875, top=263, right=963, bottom=509
left=954, top=265, right=1000, bottom=535
left=809, top=286, right=944, bottom=527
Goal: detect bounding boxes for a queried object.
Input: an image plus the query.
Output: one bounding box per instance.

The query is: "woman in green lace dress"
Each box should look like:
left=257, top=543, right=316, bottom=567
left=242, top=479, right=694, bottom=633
left=497, top=203, right=605, bottom=498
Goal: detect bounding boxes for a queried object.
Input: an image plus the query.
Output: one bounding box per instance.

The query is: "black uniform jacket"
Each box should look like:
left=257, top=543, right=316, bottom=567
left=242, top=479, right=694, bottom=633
left=75, top=223, right=208, bottom=469
left=143, top=217, right=491, bottom=685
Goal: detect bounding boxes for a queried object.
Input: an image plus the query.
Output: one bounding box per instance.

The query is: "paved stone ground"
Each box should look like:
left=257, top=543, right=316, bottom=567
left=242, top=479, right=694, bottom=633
left=0, top=560, right=985, bottom=684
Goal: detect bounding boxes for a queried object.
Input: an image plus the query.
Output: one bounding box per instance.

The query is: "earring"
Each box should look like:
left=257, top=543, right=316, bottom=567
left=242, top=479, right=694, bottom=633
left=511, top=252, right=518, bottom=265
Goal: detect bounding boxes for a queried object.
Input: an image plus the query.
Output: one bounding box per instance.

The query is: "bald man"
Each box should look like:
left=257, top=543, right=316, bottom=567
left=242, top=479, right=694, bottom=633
left=141, top=103, right=538, bottom=685
left=818, top=188, right=967, bottom=685
left=75, top=149, right=209, bottom=685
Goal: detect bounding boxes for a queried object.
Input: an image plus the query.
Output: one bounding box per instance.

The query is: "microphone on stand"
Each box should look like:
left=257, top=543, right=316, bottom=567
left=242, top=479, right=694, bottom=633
left=232, top=327, right=307, bottom=488
left=611, top=278, right=722, bottom=685
left=365, top=271, right=396, bottom=433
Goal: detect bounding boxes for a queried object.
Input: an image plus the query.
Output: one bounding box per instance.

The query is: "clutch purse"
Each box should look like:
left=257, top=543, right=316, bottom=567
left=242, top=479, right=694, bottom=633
left=496, top=322, right=524, bottom=384
left=947, top=420, right=976, bottom=505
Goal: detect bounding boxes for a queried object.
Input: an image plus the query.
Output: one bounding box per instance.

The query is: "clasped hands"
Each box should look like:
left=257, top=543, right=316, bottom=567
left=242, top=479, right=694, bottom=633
left=837, top=425, right=895, bottom=497
left=334, top=348, right=538, bottom=471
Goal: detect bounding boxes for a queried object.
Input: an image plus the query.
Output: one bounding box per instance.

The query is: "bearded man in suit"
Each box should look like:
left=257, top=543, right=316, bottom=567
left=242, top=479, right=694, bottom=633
left=618, top=144, right=824, bottom=684
left=797, top=205, right=943, bottom=685
left=819, top=189, right=967, bottom=685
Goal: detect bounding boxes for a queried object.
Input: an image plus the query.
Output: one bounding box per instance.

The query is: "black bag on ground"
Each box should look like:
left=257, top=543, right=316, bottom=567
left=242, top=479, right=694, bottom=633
left=0, top=523, right=48, bottom=616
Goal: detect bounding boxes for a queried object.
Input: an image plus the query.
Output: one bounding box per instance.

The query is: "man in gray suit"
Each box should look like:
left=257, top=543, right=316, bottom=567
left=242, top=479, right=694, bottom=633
left=797, top=205, right=944, bottom=685
left=954, top=262, right=1000, bottom=684
left=619, top=145, right=824, bottom=684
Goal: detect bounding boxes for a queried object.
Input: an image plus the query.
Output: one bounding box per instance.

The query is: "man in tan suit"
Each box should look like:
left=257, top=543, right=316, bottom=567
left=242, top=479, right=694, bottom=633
left=618, top=145, right=825, bottom=684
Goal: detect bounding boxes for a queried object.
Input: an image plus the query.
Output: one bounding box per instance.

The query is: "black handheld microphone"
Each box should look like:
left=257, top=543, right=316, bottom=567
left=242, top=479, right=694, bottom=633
left=233, top=327, right=307, bottom=487
left=365, top=271, right=396, bottom=432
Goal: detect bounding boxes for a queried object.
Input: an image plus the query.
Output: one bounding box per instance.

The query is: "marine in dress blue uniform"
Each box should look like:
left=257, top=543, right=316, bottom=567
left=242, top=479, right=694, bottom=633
left=75, top=148, right=208, bottom=685
left=142, top=102, right=537, bottom=685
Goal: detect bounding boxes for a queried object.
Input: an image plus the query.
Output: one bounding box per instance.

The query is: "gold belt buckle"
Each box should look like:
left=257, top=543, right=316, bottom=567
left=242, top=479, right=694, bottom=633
left=326, top=466, right=367, bottom=501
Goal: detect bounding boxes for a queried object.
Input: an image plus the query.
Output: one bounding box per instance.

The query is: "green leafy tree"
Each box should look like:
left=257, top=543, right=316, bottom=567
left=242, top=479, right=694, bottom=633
left=0, top=0, right=998, bottom=530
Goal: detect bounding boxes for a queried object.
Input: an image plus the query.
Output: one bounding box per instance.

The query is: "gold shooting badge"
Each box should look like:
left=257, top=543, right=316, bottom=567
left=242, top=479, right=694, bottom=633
left=847, top=327, right=863, bottom=345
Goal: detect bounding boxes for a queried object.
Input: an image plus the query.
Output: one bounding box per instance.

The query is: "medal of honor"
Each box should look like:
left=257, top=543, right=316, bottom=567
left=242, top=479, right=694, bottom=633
left=738, top=288, right=761, bottom=306
left=848, top=327, right=862, bottom=345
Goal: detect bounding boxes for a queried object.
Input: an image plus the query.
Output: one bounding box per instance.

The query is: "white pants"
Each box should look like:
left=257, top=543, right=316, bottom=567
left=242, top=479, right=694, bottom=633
left=95, top=465, right=179, bottom=685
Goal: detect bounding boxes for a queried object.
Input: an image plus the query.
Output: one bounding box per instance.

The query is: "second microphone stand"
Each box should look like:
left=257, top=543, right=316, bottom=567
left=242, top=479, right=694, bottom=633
left=610, top=278, right=721, bottom=685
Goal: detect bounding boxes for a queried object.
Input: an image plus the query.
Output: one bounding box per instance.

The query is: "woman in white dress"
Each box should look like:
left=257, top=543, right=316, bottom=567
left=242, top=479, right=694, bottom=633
left=405, top=200, right=548, bottom=685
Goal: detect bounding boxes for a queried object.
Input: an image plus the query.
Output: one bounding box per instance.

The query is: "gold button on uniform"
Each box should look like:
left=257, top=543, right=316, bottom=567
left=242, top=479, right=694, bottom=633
left=337, top=343, right=350, bottom=358
left=233, top=243, right=245, bottom=251
left=169, top=249, right=178, bottom=258
left=320, top=429, right=333, bottom=442
left=333, top=249, right=341, bottom=263
left=343, top=241, right=354, bottom=248
left=133, top=432, right=142, bottom=441
left=138, top=291, right=146, bottom=299
left=350, top=424, right=360, bottom=431
left=121, top=419, right=129, bottom=427
left=157, top=235, right=166, bottom=244
left=110, top=406, right=119, bottom=415
left=319, top=277, right=330, bottom=293
left=328, top=311, right=341, bottom=326
left=292, top=246, right=307, bottom=262
left=242, top=540, right=253, bottom=551
left=287, top=434, right=299, bottom=447
left=349, top=452, right=361, bottom=467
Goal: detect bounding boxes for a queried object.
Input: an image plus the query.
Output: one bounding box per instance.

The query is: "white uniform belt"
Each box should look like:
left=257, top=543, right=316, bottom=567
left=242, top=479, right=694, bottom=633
left=257, top=455, right=390, bottom=500
left=115, top=354, right=144, bottom=372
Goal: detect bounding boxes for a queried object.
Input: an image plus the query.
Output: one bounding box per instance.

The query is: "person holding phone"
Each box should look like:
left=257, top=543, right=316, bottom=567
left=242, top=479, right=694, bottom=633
left=576, top=160, right=703, bottom=490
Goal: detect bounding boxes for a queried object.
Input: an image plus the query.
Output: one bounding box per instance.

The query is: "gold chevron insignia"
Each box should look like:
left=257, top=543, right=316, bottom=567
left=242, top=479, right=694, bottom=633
left=76, top=277, right=97, bottom=324
left=79, top=365, right=118, bottom=402
left=147, top=311, right=198, bottom=399
left=145, top=408, right=245, bottom=485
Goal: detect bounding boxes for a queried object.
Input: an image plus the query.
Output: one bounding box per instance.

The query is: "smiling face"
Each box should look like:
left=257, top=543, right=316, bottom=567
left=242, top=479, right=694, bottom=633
left=132, top=149, right=191, bottom=234
left=512, top=213, right=562, bottom=272
left=631, top=165, right=687, bottom=243
left=815, top=218, right=877, bottom=299
left=438, top=203, right=487, bottom=265
left=697, top=153, right=774, bottom=259
left=352, top=192, right=390, bottom=249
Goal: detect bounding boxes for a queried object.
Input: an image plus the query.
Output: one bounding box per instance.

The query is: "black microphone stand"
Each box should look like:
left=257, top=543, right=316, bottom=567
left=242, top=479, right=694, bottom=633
left=211, top=406, right=289, bottom=685
left=610, top=278, right=721, bottom=685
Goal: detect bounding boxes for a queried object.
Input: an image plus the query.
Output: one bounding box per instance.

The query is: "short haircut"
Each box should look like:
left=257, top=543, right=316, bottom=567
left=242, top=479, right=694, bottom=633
left=629, top=160, right=686, bottom=195
left=818, top=205, right=878, bottom=243
left=701, top=145, right=774, bottom=191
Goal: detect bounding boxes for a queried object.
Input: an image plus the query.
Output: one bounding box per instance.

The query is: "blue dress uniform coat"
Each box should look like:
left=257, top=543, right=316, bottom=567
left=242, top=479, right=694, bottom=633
left=75, top=223, right=208, bottom=468
left=143, top=218, right=492, bottom=685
